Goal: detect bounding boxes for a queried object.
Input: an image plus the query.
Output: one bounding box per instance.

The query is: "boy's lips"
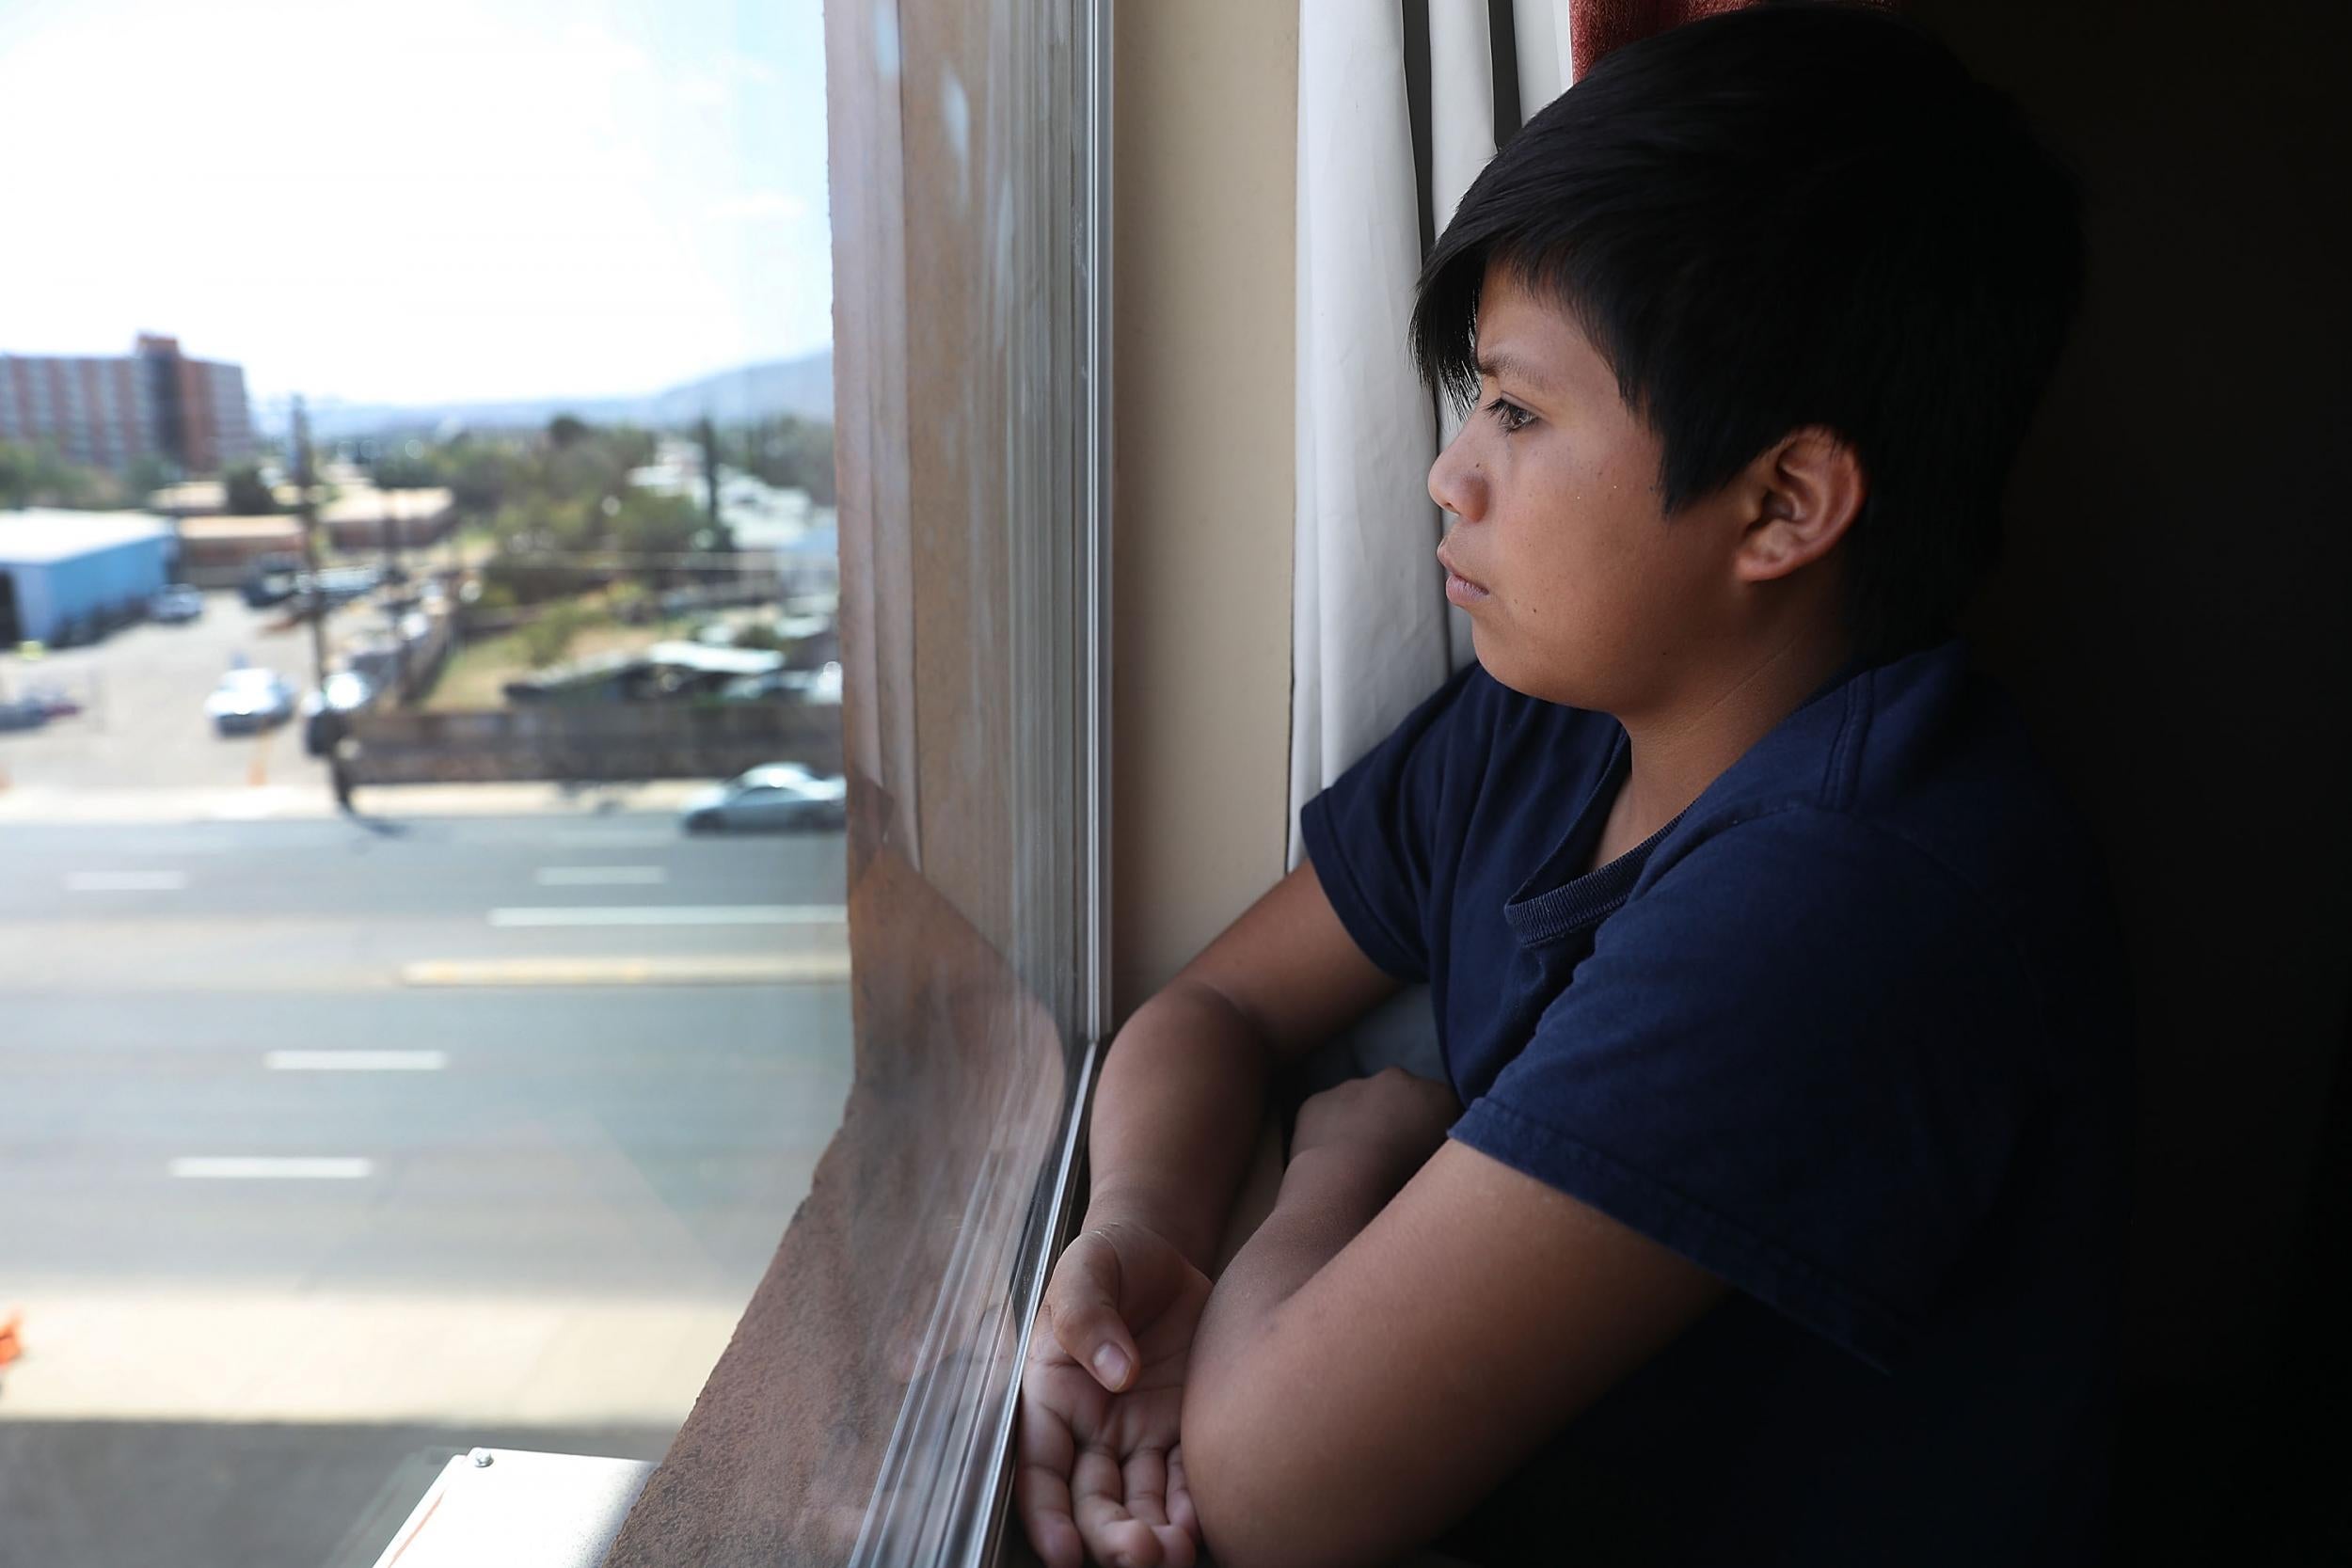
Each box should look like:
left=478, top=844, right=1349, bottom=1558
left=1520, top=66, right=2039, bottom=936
left=1438, top=546, right=1491, bottom=603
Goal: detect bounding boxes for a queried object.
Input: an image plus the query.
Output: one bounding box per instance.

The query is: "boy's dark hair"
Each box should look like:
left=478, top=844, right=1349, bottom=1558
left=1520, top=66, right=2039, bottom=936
left=1410, top=1, right=2084, bottom=666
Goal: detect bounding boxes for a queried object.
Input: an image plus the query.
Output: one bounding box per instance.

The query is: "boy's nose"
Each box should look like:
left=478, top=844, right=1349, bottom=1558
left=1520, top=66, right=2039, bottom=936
left=1428, top=436, right=1485, bottom=522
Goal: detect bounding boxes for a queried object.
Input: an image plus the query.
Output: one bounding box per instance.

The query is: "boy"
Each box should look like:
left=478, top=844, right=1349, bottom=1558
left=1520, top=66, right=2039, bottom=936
left=1019, top=6, right=2127, bottom=1565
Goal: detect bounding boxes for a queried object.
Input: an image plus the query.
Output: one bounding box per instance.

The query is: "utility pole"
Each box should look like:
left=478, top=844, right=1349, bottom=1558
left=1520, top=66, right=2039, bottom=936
left=698, top=415, right=722, bottom=531
left=378, top=445, right=404, bottom=583
left=293, top=396, right=328, bottom=689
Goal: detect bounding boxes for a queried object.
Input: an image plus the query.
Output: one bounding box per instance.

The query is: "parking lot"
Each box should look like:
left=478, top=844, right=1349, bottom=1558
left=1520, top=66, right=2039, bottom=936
left=0, top=590, right=335, bottom=796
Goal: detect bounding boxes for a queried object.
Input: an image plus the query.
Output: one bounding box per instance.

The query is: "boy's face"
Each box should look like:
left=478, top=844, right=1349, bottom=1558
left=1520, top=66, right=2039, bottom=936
left=1431, top=261, right=1745, bottom=715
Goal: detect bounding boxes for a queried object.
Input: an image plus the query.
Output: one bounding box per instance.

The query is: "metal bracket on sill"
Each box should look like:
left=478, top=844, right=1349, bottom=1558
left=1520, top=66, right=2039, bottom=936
left=368, top=1447, right=655, bottom=1568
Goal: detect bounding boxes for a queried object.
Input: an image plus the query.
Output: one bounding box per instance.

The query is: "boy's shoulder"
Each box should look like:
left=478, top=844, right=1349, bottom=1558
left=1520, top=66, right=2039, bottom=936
left=1443, top=639, right=2119, bottom=987
left=1648, top=641, right=2108, bottom=921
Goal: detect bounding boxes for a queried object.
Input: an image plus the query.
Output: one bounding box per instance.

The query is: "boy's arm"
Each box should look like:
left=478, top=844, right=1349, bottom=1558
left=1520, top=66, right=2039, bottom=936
left=1056, top=859, right=1402, bottom=1357
left=1018, top=862, right=1400, bottom=1568
left=1182, top=1074, right=1727, bottom=1568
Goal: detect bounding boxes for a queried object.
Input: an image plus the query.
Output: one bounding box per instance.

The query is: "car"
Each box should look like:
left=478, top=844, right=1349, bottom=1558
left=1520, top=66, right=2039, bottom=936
left=718, top=662, right=845, bottom=705
left=205, top=667, right=296, bottom=735
left=19, top=684, right=81, bottom=719
left=0, top=697, right=48, bottom=732
left=150, top=584, right=205, bottom=624
left=240, top=553, right=306, bottom=608
left=680, top=764, right=850, bottom=833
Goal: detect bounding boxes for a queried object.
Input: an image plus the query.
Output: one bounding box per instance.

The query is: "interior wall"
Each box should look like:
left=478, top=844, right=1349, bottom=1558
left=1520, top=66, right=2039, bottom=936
left=1110, top=1, right=1300, bottom=1018
left=1914, top=0, right=2352, bottom=1396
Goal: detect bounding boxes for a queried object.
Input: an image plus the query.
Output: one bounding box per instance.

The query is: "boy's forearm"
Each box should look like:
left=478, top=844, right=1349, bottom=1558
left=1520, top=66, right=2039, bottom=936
left=1084, top=978, right=1274, bottom=1271
left=1191, top=1144, right=1392, bottom=1350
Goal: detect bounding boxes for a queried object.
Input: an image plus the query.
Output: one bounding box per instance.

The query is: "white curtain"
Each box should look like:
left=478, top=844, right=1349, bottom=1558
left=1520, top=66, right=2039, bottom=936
left=1289, top=1, right=1573, bottom=865
left=1285, top=2, right=1575, bottom=1083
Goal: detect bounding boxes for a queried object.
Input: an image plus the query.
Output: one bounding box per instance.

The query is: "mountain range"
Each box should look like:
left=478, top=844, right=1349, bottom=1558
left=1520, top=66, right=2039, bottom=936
left=285, top=351, right=834, bottom=440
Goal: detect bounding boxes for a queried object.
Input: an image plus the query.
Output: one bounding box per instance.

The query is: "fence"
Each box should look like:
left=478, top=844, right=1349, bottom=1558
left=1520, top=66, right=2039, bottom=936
left=343, top=699, right=843, bottom=784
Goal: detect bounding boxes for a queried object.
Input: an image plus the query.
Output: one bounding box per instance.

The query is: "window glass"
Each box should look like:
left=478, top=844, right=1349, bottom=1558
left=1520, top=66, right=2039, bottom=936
left=602, top=0, right=1109, bottom=1560
left=0, top=5, right=855, bottom=1562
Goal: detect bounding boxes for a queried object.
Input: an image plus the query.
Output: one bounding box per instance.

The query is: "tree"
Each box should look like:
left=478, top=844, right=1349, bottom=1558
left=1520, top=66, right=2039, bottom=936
left=443, top=439, right=519, bottom=520
left=0, top=440, right=120, bottom=510
left=726, top=416, right=835, bottom=506
left=0, top=441, right=34, bottom=509
left=224, top=461, right=278, bottom=515
left=126, top=453, right=174, bottom=501
left=612, top=489, right=710, bottom=579
left=372, top=446, right=441, bottom=491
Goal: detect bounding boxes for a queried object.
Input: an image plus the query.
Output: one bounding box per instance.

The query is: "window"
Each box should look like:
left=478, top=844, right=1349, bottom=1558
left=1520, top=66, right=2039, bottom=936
left=601, top=0, right=1112, bottom=1559
left=0, top=6, right=880, bottom=1562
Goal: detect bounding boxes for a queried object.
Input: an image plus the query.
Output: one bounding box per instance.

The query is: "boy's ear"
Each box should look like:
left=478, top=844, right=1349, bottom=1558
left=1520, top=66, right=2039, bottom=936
left=1734, top=426, right=1866, bottom=583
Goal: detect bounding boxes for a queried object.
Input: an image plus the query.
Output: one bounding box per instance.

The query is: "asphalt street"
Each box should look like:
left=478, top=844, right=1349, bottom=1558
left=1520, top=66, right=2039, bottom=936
left=0, top=811, right=853, bottom=1567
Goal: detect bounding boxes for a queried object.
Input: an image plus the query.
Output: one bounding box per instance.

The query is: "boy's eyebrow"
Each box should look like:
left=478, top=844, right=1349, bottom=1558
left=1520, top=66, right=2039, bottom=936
left=1474, top=347, right=1564, bottom=402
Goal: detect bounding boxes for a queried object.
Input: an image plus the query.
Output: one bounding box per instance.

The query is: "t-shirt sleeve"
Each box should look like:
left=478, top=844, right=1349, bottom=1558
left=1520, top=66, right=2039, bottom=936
left=1450, top=808, right=2040, bottom=1372
left=1297, top=665, right=1486, bottom=984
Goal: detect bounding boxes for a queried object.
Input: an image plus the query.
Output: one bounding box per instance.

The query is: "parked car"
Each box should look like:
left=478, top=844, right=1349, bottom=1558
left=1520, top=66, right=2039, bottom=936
left=240, top=553, right=306, bottom=608
left=718, top=662, right=845, bottom=705
left=300, top=670, right=377, bottom=756
left=19, top=684, right=82, bottom=719
left=205, top=668, right=296, bottom=736
left=150, top=584, right=205, bottom=623
left=680, top=764, right=850, bottom=833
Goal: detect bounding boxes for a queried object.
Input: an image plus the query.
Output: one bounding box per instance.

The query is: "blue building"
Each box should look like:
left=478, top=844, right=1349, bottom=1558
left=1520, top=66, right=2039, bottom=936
left=0, top=509, right=177, bottom=646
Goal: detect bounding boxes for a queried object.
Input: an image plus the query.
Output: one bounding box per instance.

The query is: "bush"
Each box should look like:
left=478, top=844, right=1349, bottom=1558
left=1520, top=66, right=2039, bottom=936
left=518, top=601, right=593, bottom=669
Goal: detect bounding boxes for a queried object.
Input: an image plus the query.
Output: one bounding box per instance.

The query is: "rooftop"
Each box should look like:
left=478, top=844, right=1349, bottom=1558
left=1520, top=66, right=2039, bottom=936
left=0, top=509, right=175, bottom=565
left=150, top=480, right=230, bottom=515
left=318, top=486, right=454, bottom=525
left=176, top=515, right=304, bottom=542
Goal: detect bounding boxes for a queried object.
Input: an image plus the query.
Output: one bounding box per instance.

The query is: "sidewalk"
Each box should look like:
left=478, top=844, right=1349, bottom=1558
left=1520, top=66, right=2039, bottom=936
left=0, top=779, right=718, bottom=825
left=0, top=1288, right=735, bottom=1427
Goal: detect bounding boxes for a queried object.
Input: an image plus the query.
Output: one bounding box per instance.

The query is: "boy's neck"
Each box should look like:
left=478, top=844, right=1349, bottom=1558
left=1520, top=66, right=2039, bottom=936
left=1589, top=632, right=1854, bottom=870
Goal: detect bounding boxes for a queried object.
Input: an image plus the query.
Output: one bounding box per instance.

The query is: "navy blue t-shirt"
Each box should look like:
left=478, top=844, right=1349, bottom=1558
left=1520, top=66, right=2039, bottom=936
left=1299, top=639, right=2133, bottom=1565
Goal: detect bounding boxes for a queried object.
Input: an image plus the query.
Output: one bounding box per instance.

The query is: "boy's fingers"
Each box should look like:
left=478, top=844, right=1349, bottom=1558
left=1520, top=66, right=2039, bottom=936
left=1166, top=1447, right=1200, bottom=1543
left=1015, top=1401, right=1082, bottom=1568
left=1044, top=1236, right=1139, bottom=1390
left=1014, top=1461, right=1083, bottom=1568
left=1149, top=1522, right=1200, bottom=1568
left=1121, top=1446, right=1169, bottom=1529
left=1073, top=1447, right=1165, bottom=1568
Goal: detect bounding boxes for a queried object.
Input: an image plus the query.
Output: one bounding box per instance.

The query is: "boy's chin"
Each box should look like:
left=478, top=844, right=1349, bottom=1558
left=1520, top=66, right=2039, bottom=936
left=1470, top=635, right=1605, bottom=711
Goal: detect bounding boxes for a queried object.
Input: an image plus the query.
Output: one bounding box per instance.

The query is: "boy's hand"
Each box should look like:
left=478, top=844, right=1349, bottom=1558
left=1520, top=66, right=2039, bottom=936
left=1018, top=1219, right=1211, bottom=1568
left=1291, top=1067, right=1462, bottom=1196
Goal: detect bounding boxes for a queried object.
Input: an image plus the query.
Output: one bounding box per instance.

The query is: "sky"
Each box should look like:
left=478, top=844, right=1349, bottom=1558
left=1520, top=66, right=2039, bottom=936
left=0, top=0, right=831, bottom=414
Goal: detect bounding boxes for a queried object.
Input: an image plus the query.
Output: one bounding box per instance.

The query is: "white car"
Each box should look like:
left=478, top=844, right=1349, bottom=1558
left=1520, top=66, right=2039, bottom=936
left=150, top=584, right=205, bottom=624
left=205, top=668, right=296, bottom=736
left=681, top=764, right=849, bottom=833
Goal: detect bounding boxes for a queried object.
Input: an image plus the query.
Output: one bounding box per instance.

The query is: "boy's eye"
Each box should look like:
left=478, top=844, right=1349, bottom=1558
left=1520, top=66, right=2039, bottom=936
left=1483, top=395, right=1535, bottom=435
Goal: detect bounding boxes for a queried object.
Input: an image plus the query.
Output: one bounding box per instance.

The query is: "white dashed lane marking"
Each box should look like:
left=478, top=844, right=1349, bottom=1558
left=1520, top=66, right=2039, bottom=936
left=168, top=1158, right=374, bottom=1180
left=532, top=866, right=669, bottom=887
left=265, top=1051, right=449, bottom=1071
left=486, top=904, right=846, bottom=928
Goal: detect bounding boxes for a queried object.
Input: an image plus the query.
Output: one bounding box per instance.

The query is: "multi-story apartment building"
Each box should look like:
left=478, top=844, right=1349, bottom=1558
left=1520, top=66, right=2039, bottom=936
left=0, top=334, right=256, bottom=476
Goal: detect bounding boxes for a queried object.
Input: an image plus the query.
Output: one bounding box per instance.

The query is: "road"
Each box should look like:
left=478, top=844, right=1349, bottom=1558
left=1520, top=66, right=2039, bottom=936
left=0, top=811, right=854, bottom=1567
